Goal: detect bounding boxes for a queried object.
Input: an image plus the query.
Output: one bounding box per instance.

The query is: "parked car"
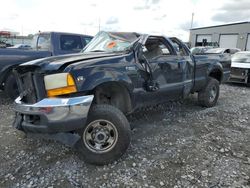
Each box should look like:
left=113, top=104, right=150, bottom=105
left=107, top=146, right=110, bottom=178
left=229, top=51, right=250, bottom=86
left=13, top=31, right=230, bottom=165
left=190, top=46, right=213, bottom=54
left=0, top=40, right=12, bottom=48
left=0, top=31, right=93, bottom=99
left=205, top=48, right=241, bottom=55
left=8, top=44, right=32, bottom=50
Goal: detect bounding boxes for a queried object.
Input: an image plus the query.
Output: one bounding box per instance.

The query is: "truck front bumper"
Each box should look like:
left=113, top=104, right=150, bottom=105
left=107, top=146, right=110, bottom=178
left=13, top=95, right=94, bottom=133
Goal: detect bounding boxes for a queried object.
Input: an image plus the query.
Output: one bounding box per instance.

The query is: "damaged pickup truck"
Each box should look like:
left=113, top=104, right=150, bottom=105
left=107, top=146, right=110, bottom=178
left=13, top=31, right=230, bottom=165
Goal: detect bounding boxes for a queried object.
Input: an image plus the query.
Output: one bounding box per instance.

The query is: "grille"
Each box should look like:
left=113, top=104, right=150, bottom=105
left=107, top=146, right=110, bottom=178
left=16, top=72, right=37, bottom=104
left=230, top=67, right=248, bottom=83
left=230, top=68, right=247, bottom=77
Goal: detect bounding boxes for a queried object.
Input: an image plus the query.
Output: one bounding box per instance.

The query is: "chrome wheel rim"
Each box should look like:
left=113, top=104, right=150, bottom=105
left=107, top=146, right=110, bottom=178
left=209, top=85, right=217, bottom=103
left=83, top=119, right=118, bottom=153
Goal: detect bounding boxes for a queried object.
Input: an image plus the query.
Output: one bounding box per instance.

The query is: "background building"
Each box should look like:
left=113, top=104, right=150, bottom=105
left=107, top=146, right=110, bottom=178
left=189, top=22, right=250, bottom=50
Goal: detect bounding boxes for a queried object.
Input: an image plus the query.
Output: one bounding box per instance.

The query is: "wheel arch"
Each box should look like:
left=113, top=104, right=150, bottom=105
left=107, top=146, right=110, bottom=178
left=208, top=68, right=223, bottom=83
left=207, top=62, right=223, bottom=83
left=88, top=81, right=134, bottom=114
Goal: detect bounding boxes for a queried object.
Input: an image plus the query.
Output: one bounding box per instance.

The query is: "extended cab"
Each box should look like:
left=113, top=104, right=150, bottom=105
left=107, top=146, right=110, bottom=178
left=0, top=31, right=92, bottom=99
left=13, top=31, right=231, bottom=165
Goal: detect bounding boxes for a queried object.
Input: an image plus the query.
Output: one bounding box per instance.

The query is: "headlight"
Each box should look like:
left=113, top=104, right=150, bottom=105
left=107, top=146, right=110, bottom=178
left=44, top=73, right=77, bottom=97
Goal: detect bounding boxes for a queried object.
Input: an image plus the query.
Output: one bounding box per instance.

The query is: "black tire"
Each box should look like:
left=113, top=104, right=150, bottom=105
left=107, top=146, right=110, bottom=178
left=4, top=74, right=19, bottom=100
left=247, top=77, right=250, bottom=87
left=76, top=104, right=131, bottom=165
left=198, top=77, right=220, bottom=107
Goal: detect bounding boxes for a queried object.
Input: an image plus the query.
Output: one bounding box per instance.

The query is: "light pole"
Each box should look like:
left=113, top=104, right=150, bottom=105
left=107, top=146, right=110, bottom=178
left=98, top=17, right=101, bottom=32
left=21, top=25, right=24, bottom=44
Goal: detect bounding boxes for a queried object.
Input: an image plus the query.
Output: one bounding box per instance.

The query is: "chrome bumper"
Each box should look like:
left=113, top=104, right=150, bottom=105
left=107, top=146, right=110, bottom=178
left=13, top=95, right=94, bottom=133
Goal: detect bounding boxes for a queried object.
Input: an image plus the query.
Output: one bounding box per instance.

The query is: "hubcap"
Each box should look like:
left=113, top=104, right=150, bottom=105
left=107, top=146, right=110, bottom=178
left=83, top=119, right=118, bottom=153
left=209, top=85, right=217, bottom=103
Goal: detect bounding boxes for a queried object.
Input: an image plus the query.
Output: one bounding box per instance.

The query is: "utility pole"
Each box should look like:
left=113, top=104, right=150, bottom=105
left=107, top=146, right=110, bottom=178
left=21, top=25, right=24, bottom=44
left=190, top=12, right=194, bottom=29
left=189, top=12, right=194, bottom=48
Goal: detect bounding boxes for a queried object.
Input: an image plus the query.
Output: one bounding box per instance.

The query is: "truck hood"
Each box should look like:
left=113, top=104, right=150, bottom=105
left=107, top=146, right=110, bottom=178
left=20, top=52, right=126, bottom=71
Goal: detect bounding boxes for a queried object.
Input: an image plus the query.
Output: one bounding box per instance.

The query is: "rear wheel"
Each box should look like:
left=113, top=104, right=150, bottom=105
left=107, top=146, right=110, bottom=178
left=76, top=104, right=131, bottom=165
left=198, top=78, right=220, bottom=107
left=4, top=74, right=19, bottom=100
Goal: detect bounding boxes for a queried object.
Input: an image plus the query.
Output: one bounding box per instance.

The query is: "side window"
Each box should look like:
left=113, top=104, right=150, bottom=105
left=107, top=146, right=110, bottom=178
left=143, top=39, right=171, bottom=60
left=60, top=35, right=83, bottom=51
left=37, top=34, right=51, bottom=50
left=30, top=34, right=38, bottom=49
left=171, top=41, right=188, bottom=56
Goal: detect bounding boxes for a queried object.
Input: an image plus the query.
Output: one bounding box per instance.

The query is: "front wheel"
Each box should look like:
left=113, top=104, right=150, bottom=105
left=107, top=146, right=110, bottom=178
left=198, top=78, right=220, bottom=107
left=76, top=104, right=131, bottom=165
left=247, top=76, right=250, bottom=87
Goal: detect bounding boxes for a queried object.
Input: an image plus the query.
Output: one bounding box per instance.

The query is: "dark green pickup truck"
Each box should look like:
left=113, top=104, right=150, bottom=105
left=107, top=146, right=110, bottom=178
left=13, top=31, right=230, bottom=165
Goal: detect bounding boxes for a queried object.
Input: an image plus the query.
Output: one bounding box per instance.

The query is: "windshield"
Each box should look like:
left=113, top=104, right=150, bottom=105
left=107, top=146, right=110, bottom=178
left=190, top=47, right=213, bottom=54
left=82, top=31, right=138, bottom=53
left=232, top=52, right=250, bottom=63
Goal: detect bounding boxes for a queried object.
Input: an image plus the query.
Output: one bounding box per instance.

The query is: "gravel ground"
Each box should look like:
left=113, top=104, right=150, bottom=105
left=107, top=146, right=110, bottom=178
left=0, top=84, right=250, bottom=188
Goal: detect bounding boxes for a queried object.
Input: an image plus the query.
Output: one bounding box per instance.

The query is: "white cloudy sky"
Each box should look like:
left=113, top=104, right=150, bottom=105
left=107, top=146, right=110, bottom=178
left=1, top=0, right=250, bottom=41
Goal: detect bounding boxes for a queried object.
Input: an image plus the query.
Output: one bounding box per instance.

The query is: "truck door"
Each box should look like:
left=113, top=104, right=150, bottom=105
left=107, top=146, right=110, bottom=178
left=137, top=36, right=184, bottom=104
left=170, top=37, right=195, bottom=97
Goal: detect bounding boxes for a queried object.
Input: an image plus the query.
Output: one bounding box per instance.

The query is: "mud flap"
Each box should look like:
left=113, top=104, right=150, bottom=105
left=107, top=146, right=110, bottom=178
left=13, top=112, right=23, bottom=130
left=26, top=133, right=81, bottom=147
left=51, top=133, right=80, bottom=147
